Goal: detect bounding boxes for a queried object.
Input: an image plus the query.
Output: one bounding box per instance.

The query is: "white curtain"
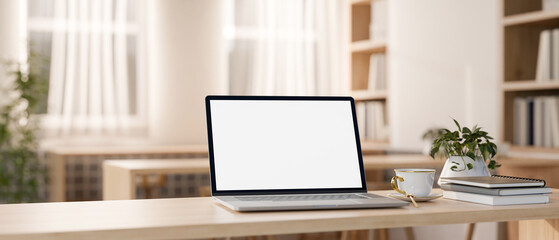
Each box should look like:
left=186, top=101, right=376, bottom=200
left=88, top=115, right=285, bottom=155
left=39, top=0, right=146, bottom=137
left=228, top=0, right=348, bottom=95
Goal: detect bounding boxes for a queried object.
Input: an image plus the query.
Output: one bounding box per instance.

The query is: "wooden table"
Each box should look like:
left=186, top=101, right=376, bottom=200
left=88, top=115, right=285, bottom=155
left=102, top=154, right=444, bottom=200
left=1, top=189, right=557, bottom=240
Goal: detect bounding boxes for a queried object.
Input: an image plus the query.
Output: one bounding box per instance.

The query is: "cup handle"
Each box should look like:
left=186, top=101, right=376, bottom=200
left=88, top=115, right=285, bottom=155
left=391, top=176, right=407, bottom=196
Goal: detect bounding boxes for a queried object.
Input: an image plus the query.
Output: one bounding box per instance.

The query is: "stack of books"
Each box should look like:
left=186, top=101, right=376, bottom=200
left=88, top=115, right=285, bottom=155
left=440, top=175, right=551, bottom=206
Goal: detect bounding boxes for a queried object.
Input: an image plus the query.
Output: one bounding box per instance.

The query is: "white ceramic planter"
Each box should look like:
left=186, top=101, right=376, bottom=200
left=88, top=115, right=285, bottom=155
left=437, top=156, right=491, bottom=185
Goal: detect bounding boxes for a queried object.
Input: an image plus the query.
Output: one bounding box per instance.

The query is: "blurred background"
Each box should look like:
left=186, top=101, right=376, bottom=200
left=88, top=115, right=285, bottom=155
left=1, top=0, right=557, bottom=239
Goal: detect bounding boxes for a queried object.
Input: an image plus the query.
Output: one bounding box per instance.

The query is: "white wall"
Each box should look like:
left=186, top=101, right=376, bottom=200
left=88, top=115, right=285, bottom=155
left=389, top=0, right=500, bottom=152
left=147, top=0, right=227, bottom=145
left=388, top=1, right=500, bottom=240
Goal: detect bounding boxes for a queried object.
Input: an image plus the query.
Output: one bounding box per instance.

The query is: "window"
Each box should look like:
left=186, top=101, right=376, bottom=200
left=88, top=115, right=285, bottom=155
left=225, top=0, right=348, bottom=96
left=27, top=0, right=147, bottom=136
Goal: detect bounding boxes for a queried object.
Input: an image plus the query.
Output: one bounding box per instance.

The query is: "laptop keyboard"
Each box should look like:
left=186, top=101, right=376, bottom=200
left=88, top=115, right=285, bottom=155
left=236, top=194, right=368, bottom=201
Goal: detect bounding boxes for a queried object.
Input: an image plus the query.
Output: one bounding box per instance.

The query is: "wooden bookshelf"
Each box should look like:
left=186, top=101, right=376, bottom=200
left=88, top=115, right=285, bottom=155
left=349, top=0, right=389, bottom=144
left=501, top=0, right=559, bottom=150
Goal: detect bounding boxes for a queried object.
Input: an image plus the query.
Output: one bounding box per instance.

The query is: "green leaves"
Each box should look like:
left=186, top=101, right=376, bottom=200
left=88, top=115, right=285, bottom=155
left=466, top=151, right=476, bottom=160
left=0, top=52, right=46, bottom=203
left=429, top=118, right=499, bottom=171
left=453, top=118, right=461, bottom=132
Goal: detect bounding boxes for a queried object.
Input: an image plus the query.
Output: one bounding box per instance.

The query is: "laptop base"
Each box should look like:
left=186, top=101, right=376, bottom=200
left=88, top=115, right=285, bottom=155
left=214, top=193, right=409, bottom=212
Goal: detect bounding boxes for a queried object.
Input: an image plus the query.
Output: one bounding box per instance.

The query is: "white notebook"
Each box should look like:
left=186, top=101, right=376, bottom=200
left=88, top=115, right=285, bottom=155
left=440, top=175, right=546, bottom=188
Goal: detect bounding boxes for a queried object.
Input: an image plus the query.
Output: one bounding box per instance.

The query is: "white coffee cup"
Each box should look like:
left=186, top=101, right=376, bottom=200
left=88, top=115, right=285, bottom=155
left=391, top=169, right=435, bottom=197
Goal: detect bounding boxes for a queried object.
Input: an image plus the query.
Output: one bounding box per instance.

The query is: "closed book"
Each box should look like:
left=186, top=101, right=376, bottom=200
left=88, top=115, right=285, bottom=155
left=368, top=54, right=378, bottom=91
left=370, top=0, right=387, bottom=41
left=374, top=102, right=385, bottom=140
left=356, top=102, right=366, bottom=140
left=514, top=97, right=527, bottom=146
left=377, top=54, right=386, bottom=90
left=552, top=97, right=559, bottom=148
left=365, top=102, right=376, bottom=140
left=440, top=175, right=546, bottom=188
left=527, top=98, right=534, bottom=145
left=544, top=0, right=559, bottom=11
left=544, top=97, right=554, bottom=147
left=553, top=29, right=559, bottom=80
left=534, top=97, right=544, bottom=147
left=443, top=191, right=549, bottom=206
left=440, top=183, right=551, bottom=196
left=536, top=30, right=552, bottom=82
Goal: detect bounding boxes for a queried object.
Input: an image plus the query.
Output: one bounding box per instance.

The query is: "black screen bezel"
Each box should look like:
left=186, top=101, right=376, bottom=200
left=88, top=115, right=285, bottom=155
left=205, top=95, right=368, bottom=196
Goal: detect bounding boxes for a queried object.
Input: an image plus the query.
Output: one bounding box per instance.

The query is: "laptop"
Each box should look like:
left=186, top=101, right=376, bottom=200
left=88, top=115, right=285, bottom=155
left=205, top=96, right=408, bottom=211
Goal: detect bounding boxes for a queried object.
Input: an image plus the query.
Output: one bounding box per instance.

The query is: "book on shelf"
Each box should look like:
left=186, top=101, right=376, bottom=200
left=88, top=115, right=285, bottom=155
left=528, top=98, right=534, bottom=145
left=553, top=29, right=559, bottom=79
left=440, top=175, right=546, bottom=188
left=367, top=54, right=386, bottom=92
left=534, top=97, right=544, bottom=146
left=513, top=96, right=559, bottom=147
left=365, top=102, right=376, bottom=140
left=544, top=97, right=554, bottom=147
left=443, top=191, right=549, bottom=206
left=356, top=102, right=366, bottom=140
left=378, top=54, right=386, bottom=90
left=536, top=30, right=552, bottom=82
left=374, top=102, right=386, bottom=140
left=368, top=54, right=378, bottom=91
left=365, top=101, right=388, bottom=141
left=543, top=0, right=559, bottom=11
left=440, top=183, right=551, bottom=196
left=535, top=28, right=559, bottom=81
left=369, top=0, right=387, bottom=41
left=551, top=97, right=559, bottom=148
left=514, top=98, right=527, bottom=146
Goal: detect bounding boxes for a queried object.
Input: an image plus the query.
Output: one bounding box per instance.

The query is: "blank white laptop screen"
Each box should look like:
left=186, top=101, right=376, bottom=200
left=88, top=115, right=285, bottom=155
left=209, top=99, right=363, bottom=191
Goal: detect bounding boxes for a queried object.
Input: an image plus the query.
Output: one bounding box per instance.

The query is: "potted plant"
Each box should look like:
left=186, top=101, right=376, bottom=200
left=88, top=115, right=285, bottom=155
left=429, top=119, right=500, bottom=185
left=0, top=51, right=48, bottom=203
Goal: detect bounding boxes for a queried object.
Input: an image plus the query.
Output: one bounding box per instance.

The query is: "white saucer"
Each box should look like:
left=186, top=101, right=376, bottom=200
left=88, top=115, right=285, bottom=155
left=388, top=192, right=443, bottom=202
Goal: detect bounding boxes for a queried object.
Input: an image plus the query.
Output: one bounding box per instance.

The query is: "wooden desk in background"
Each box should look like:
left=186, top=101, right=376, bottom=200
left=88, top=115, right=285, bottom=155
left=102, top=154, right=444, bottom=200
left=1, top=189, right=558, bottom=240
left=48, top=143, right=386, bottom=202
left=103, top=158, right=209, bottom=200
left=46, top=145, right=209, bottom=202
